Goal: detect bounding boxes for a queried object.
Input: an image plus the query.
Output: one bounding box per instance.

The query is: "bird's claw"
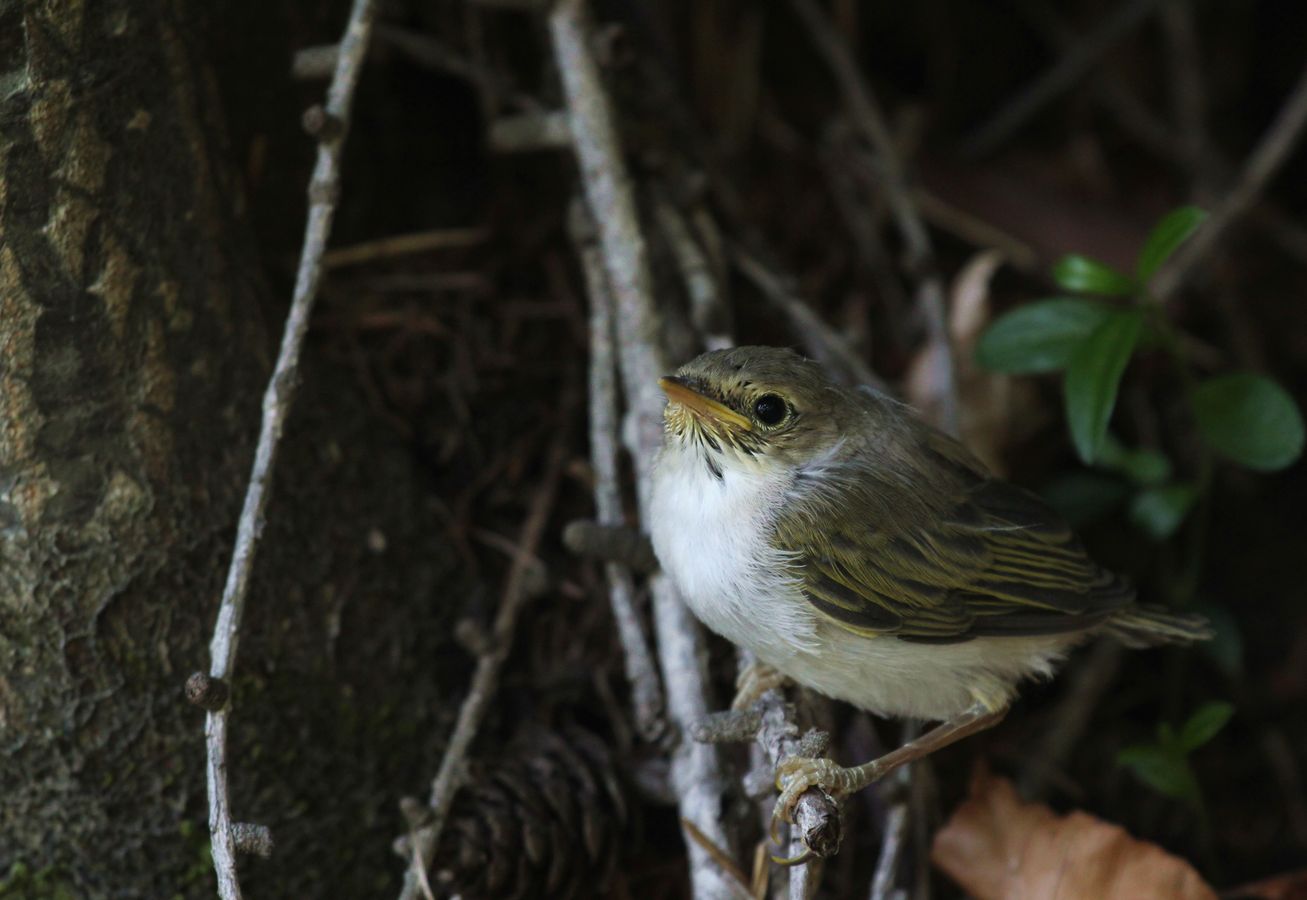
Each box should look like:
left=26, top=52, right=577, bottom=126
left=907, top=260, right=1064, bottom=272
left=768, top=756, right=854, bottom=845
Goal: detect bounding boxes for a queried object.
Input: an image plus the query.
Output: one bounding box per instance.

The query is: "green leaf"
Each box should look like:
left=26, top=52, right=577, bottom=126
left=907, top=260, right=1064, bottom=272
left=1129, top=483, right=1198, bottom=540
left=1040, top=472, right=1130, bottom=526
left=1117, top=744, right=1199, bottom=801
left=976, top=298, right=1114, bottom=373
left=1099, top=435, right=1172, bottom=486
left=1179, top=701, right=1234, bottom=752
left=1137, top=206, right=1208, bottom=281
left=1053, top=254, right=1137, bottom=296
left=1191, top=373, right=1305, bottom=471
left=1064, top=310, right=1144, bottom=464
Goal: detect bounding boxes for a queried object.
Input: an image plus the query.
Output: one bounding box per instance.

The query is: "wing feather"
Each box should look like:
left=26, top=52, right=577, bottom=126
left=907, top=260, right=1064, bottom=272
left=775, top=451, right=1134, bottom=642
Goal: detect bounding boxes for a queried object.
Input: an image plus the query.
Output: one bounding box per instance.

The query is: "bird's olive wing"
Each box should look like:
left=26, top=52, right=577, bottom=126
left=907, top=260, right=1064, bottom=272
left=774, top=476, right=1134, bottom=643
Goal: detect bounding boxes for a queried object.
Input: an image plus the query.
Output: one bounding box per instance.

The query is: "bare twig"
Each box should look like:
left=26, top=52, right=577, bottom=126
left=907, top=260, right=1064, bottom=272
left=489, top=109, right=572, bottom=152
left=398, top=427, right=569, bottom=899
left=789, top=0, right=959, bottom=436
left=655, top=195, right=734, bottom=351
left=295, top=26, right=541, bottom=112
left=1020, top=640, right=1124, bottom=798
left=868, top=800, right=908, bottom=900
left=1160, top=0, right=1209, bottom=175
left=202, top=2, right=377, bottom=898
left=732, top=245, right=886, bottom=393
left=960, top=0, right=1164, bottom=158
left=549, top=2, right=735, bottom=896
left=572, top=213, right=667, bottom=741
left=322, top=227, right=488, bottom=268
left=756, top=694, right=843, bottom=862
left=1153, top=59, right=1307, bottom=300
left=818, top=121, right=912, bottom=326
left=562, top=519, right=659, bottom=574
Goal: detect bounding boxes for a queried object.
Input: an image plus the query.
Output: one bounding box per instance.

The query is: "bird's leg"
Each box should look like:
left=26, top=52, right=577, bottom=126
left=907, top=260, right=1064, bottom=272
left=731, top=659, right=790, bottom=711
left=772, top=701, right=1008, bottom=833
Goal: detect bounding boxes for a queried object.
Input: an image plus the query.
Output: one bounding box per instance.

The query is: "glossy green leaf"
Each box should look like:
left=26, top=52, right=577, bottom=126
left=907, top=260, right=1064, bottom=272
left=1064, top=310, right=1144, bottom=464
left=1099, top=435, right=1172, bottom=486
left=1129, top=483, right=1198, bottom=539
left=1179, top=701, right=1234, bottom=753
left=1137, top=206, right=1208, bottom=280
left=1117, top=745, right=1199, bottom=801
left=976, top=298, right=1114, bottom=373
left=1192, top=373, right=1305, bottom=471
left=1053, top=254, right=1137, bottom=296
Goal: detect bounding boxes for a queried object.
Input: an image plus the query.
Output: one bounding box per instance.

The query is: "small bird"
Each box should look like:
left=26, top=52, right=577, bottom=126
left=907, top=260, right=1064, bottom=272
left=649, top=346, right=1209, bottom=842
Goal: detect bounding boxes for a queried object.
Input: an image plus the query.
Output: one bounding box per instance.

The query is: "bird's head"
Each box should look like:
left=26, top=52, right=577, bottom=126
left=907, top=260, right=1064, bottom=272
left=658, top=346, right=853, bottom=472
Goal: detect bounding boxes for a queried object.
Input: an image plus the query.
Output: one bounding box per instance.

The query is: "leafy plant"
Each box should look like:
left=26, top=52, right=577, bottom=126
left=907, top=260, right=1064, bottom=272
left=977, top=206, right=1304, bottom=545
left=1116, top=701, right=1234, bottom=812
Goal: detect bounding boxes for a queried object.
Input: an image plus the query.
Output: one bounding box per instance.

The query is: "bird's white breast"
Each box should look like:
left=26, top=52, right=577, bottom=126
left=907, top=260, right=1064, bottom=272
left=650, top=445, right=820, bottom=660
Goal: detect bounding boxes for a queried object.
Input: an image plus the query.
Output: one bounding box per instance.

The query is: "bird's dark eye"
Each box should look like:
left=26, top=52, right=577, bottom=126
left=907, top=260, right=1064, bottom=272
left=753, top=394, right=787, bottom=426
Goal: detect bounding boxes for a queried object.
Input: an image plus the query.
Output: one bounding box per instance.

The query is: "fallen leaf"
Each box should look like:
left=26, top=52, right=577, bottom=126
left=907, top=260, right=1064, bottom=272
left=932, top=767, right=1217, bottom=900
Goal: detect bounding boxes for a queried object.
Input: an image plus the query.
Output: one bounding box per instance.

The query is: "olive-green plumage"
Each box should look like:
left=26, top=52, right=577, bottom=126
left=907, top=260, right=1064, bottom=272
left=660, top=345, right=1205, bottom=648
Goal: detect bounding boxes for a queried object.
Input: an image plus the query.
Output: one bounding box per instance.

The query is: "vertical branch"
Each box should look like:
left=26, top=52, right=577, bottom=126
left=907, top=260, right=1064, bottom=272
left=200, top=1, right=378, bottom=898
left=549, top=2, right=735, bottom=896
left=573, top=208, right=667, bottom=741
left=789, top=0, right=959, bottom=436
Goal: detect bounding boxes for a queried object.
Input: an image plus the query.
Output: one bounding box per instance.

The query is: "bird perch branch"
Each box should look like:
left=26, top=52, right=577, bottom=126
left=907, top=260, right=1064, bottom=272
left=199, top=2, right=377, bottom=897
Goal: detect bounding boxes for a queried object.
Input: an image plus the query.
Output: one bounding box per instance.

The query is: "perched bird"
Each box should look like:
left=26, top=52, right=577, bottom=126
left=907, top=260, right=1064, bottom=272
left=649, top=346, right=1209, bottom=839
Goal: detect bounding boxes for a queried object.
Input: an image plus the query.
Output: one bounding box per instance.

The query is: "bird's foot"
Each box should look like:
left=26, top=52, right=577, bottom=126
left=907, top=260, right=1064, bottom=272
left=731, top=661, right=788, bottom=712
left=770, top=756, right=882, bottom=842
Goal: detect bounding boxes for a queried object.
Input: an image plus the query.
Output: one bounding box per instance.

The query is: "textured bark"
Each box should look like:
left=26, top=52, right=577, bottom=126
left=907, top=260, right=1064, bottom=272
left=0, top=2, right=462, bottom=895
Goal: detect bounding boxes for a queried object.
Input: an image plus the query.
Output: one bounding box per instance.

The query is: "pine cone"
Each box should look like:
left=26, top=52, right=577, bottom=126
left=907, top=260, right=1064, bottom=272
left=431, top=726, right=629, bottom=899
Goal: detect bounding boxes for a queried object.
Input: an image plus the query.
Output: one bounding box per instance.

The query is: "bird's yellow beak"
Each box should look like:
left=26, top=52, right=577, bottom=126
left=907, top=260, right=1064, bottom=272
left=658, top=376, right=753, bottom=431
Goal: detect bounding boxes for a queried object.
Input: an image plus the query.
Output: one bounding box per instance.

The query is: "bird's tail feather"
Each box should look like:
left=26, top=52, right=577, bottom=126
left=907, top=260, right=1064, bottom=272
left=1105, top=605, right=1212, bottom=648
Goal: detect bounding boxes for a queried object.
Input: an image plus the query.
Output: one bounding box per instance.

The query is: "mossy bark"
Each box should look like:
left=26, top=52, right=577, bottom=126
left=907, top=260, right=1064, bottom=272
left=0, top=2, right=463, bottom=895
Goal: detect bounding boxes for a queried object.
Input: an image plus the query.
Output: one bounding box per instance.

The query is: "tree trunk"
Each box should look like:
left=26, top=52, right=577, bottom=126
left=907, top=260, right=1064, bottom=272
left=0, top=3, right=463, bottom=894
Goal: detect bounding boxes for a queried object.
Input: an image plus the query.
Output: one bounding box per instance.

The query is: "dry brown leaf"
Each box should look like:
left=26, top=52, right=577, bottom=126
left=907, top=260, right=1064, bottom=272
left=932, top=767, right=1217, bottom=900
left=904, top=249, right=1041, bottom=474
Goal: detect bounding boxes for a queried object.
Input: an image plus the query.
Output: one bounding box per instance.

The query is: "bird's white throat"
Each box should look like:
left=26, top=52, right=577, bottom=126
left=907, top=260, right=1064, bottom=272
left=650, top=440, right=821, bottom=659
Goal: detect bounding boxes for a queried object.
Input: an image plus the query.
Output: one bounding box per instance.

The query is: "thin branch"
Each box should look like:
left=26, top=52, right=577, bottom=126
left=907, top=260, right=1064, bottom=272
left=1154, top=58, right=1307, bottom=300
left=756, top=695, right=842, bottom=876
left=1020, top=640, right=1123, bottom=798
left=294, top=26, right=541, bottom=113
left=572, top=209, right=667, bottom=742
left=732, top=245, right=886, bottom=393
left=868, top=799, right=908, bottom=900
left=202, top=2, right=377, bottom=897
left=398, top=427, right=569, bottom=899
left=960, top=0, right=1164, bottom=158
left=322, top=227, right=488, bottom=268
left=489, top=109, right=573, bottom=152
left=788, top=0, right=959, bottom=436
left=549, top=2, right=735, bottom=896
left=655, top=194, right=734, bottom=351
left=1160, top=0, right=1209, bottom=176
